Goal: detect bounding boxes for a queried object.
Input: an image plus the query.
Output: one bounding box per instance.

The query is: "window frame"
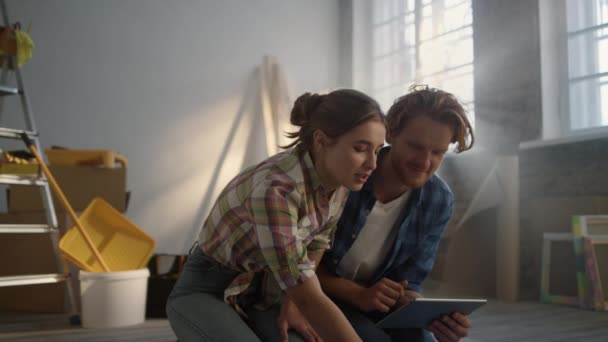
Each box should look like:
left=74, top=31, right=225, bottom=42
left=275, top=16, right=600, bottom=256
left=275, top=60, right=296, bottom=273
left=370, top=0, right=475, bottom=124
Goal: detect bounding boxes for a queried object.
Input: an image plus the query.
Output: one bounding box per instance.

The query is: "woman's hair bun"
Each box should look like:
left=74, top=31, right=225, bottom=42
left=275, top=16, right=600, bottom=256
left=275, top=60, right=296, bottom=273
left=290, top=92, right=324, bottom=126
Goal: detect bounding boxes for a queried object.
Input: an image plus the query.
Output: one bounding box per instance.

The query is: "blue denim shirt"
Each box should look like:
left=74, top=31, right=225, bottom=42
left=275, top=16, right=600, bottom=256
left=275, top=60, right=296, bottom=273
left=322, top=170, right=453, bottom=293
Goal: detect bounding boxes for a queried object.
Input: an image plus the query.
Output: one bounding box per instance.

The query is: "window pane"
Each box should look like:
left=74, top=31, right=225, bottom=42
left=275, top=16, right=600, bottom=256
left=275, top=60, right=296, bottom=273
left=375, top=88, right=394, bottom=112
left=371, top=0, right=475, bottom=126
left=374, top=24, right=391, bottom=57
left=599, top=35, right=608, bottom=72
left=441, top=65, right=475, bottom=104
left=373, top=0, right=391, bottom=24
left=397, top=47, right=417, bottom=82
left=418, top=29, right=473, bottom=77
left=567, top=0, right=605, bottom=32
left=418, top=40, right=443, bottom=76
left=569, top=76, right=607, bottom=130
left=602, top=81, right=608, bottom=125
left=419, top=3, right=434, bottom=41
left=444, top=2, right=473, bottom=31
left=403, top=16, right=416, bottom=43
left=407, top=0, right=415, bottom=12
left=598, top=0, right=608, bottom=25
left=447, top=31, right=474, bottom=67
left=568, top=28, right=608, bottom=78
left=419, top=73, right=441, bottom=89
left=373, top=57, right=391, bottom=90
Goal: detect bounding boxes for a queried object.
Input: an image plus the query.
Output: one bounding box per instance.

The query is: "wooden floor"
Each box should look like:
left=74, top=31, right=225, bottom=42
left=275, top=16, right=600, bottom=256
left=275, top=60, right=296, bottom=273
left=1, top=300, right=607, bottom=341
left=465, top=300, right=608, bottom=342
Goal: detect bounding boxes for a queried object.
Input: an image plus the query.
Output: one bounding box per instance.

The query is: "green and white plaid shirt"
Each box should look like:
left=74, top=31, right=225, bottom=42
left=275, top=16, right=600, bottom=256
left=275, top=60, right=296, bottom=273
left=199, top=145, right=348, bottom=307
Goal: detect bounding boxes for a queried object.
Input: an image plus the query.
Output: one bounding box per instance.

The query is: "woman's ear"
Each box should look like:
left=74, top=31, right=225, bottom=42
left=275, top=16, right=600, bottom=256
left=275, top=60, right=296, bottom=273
left=312, top=129, right=328, bottom=150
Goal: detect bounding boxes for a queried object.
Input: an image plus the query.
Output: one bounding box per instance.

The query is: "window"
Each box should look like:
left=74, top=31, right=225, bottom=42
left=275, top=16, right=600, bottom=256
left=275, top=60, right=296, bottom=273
left=371, top=0, right=474, bottom=125
left=567, top=0, right=608, bottom=131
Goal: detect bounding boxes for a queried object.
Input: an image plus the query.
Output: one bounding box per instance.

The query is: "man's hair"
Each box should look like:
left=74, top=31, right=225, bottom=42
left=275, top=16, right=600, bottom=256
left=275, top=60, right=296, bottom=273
left=386, top=85, right=474, bottom=153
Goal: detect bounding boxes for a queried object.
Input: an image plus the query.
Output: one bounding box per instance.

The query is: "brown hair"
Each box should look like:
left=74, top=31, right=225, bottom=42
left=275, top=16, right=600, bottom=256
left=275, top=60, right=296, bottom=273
left=282, top=89, right=385, bottom=149
left=386, top=85, right=474, bottom=153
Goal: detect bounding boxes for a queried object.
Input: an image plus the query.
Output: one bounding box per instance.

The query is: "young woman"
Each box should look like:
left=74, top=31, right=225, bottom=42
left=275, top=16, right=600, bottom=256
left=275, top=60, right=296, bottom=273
left=167, top=89, right=386, bottom=342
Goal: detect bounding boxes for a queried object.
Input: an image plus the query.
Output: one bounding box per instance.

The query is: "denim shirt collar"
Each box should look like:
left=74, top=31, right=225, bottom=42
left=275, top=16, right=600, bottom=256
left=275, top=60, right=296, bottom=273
left=362, top=146, right=425, bottom=217
left=333, top=147, right=427, bottom=283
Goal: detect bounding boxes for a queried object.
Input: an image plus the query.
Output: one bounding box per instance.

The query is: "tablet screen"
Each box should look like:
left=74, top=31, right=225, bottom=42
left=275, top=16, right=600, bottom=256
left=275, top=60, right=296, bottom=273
left=375, top=298, right=487, bottom=329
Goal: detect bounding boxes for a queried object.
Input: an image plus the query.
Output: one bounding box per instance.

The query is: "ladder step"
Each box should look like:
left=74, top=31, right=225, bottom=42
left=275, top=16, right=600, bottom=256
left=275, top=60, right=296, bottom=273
left=0, top=127, right=38, bottom=139
left=0, top=224, right=56, bottom=233
left=0, top=84, right=18, bottom=95
left=0, top=173, right=46, bottom=185
left=0, top=273, right=68, bottom=287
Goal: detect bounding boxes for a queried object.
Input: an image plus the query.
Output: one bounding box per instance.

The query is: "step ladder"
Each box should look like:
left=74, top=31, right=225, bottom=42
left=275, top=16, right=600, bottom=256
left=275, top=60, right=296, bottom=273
left=0, top=0, right=77, bottom=322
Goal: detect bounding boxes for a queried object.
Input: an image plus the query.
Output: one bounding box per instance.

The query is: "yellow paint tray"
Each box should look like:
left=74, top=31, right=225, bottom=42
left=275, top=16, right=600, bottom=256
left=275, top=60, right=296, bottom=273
left=59, top=197, right=155, bottom=272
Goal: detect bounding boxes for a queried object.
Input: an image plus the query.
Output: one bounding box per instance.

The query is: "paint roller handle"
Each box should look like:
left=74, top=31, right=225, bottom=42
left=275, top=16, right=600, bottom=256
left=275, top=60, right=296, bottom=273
left=19, top=133, right=111, bottom=272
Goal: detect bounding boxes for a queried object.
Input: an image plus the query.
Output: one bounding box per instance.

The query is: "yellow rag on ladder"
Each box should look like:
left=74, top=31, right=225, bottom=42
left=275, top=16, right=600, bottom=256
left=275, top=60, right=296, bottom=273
left=0, top=25, right=34, bottom=67
left=14, top=29, right=33, bottom=67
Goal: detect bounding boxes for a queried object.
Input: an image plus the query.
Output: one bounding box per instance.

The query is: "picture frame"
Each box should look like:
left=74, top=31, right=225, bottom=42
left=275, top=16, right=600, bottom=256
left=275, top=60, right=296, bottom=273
left=572, top=215, right=608, bottom=309
left=583, top=236, right=608, bottom=311
left=540, top=232, right=579, bottom=306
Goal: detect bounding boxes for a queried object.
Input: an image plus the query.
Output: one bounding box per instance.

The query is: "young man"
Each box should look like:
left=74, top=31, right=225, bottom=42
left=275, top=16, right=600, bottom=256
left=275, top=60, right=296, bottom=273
left=316, top=86, right=475, bottom=342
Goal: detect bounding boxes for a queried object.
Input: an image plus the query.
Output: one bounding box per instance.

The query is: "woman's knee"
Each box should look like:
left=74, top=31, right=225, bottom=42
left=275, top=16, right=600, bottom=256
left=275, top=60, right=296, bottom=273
left=167, top=299, right=211, bottom=341
left=167, top=294, right=260, bottom=342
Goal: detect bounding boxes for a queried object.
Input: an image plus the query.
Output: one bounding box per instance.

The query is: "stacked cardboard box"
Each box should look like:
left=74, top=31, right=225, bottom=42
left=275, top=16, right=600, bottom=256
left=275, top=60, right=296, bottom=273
left=0, top=165, right=128, bottom=313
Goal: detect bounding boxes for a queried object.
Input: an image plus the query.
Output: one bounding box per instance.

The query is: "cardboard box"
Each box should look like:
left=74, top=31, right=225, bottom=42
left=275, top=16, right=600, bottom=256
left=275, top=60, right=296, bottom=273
left=0, top=163, right=39, bottom=175
left=8, top=165, right=127, bottom=212
left=0, top=165, right=128, bottom=313
left=0, top=211, right=74, bottom=313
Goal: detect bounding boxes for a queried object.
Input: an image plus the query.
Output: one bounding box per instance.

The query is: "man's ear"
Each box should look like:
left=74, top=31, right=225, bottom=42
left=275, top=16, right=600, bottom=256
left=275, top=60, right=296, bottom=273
left=385, top=129, right=394, bottom=145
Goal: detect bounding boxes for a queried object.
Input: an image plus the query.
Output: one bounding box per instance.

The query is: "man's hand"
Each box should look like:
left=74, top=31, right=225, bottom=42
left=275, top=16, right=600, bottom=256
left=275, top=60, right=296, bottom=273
left=396, top=281, right=421, bottom=307
left=355, top=278, right=407, bottom=313
left=428, top=312, right=471, bottom=342
left=278, top=297, right=322, bottom=342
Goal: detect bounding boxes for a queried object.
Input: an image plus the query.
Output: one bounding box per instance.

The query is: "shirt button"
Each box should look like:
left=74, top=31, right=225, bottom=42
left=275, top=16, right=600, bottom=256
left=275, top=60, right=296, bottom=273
left=365, top=209, right=370, bottom=215
left=333, top=259, right=338, bottom=264
left=351, top=234, right=357, bottom=239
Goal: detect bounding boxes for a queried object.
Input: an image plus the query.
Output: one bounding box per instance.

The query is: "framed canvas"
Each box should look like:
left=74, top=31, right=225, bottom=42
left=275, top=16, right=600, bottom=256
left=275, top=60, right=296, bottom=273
left=572, top=215, right=608, bottom=309
left=583, top=236, right=608, bottom=311
left=540, top=233, right=579, bottom=306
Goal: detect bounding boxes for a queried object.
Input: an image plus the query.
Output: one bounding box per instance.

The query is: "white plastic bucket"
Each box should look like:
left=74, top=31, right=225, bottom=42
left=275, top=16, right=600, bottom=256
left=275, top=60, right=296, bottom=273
left=79, top=268, right=150, bottom=328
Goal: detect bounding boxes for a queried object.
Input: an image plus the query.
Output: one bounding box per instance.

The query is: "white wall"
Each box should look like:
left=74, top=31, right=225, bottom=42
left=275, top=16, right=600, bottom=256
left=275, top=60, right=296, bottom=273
left=538, top=0, right=568, bottom=140
left=4, top=0, right=342, bottom=253
left=351, top=0, right=372, bottom=94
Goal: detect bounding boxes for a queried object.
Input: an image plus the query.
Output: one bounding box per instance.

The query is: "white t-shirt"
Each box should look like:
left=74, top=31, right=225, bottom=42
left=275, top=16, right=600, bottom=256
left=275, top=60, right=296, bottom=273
left=338, top=190, right=411, bottom=282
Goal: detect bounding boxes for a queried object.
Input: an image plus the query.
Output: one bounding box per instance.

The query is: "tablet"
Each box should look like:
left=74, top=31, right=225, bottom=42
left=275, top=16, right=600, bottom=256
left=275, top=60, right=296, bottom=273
left=375, top=298, right=487, bottom=329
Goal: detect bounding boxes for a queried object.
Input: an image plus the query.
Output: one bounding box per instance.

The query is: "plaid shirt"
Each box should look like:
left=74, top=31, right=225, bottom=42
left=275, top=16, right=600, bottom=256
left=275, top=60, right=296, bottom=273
left=322, top=147, right=453, bottom=293
left=199, top=146, right=348, bottom=306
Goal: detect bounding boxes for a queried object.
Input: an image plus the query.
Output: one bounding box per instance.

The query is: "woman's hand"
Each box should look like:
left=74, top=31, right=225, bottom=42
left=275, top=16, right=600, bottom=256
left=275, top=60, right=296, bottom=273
left=278, top=297, right=322, bottom=342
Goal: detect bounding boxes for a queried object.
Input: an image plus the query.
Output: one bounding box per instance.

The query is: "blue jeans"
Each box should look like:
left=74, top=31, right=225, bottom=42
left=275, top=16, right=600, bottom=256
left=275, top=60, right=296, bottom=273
left=166, top=247, right=432, bottom=341
left=166, top=247, right=305, bottom=342
left=166, top=247, right=261, bottom=341
left=243, top=298, right=436, bottom=342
